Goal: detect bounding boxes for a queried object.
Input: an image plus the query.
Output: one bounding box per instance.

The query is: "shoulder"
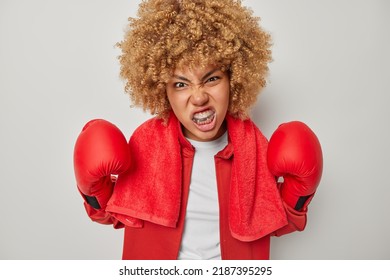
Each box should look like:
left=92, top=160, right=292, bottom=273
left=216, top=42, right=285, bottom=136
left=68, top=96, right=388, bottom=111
left=128, top=113, right=181, bottom=159
left=132, top=116, right=165, bottom=138
left=130, top=113, right=180, bottom=144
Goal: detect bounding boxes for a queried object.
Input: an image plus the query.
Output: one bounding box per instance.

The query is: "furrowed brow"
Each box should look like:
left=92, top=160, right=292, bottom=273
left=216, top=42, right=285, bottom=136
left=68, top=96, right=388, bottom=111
left=173, top=75, right=192, bottom=83
left=173, top=68, right=221, bottom=84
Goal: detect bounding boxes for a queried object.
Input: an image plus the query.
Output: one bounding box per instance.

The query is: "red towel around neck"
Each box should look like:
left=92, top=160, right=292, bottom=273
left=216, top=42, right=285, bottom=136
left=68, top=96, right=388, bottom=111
left=106, top=113, right=287, bottom=241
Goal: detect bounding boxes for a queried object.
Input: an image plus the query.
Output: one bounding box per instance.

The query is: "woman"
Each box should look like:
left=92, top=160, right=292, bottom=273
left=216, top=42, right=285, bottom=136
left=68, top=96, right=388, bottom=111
left=73, top=0, right=323, bottom=260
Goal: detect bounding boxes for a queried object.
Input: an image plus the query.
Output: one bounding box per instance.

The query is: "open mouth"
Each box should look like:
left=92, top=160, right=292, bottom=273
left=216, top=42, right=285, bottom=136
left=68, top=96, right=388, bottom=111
left=192, top=109, right=215, bottom=125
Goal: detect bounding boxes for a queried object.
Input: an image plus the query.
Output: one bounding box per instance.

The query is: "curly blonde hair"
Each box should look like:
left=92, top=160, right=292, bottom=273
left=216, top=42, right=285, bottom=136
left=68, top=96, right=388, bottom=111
left=117, top=0, right=272, bottom=119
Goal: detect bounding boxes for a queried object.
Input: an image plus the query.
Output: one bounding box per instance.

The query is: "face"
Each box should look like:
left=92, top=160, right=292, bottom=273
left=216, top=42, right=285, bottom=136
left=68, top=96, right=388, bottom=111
left=166, top=65, right=230, bottom=142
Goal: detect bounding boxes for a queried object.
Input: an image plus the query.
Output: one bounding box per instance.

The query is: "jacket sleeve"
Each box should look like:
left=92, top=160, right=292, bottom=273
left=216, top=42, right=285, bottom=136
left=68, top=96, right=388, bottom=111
left=77, top=183, right=124, bottom=229
left=272, top=200, right=308, bottom=237
left=82, top=201, right=124, bottom=229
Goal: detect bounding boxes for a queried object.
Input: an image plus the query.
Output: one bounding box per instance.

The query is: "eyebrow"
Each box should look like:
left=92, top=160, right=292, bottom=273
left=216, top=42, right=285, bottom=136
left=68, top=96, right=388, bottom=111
left=173, top=68, right=221, bottom=83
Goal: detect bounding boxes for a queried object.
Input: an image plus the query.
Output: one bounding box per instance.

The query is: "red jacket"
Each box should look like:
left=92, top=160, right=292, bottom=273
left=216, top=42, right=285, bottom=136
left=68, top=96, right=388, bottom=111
left=83, top=115, right=308, bottom=259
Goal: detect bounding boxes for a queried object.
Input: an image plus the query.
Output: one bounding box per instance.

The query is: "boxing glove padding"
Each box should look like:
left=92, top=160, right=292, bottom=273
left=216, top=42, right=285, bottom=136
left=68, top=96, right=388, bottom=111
left=267, top=121, right=323, bottom=211
left=73, top=119, right=131, bottom=209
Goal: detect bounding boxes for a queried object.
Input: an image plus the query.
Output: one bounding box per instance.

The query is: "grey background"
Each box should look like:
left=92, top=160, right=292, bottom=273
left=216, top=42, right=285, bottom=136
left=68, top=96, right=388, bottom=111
left=1, top=0, right=389, bottom=259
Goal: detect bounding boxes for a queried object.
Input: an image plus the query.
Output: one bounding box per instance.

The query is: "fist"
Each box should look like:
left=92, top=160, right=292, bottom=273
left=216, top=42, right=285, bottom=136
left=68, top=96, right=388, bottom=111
left=74, top=119, right=131, bottom=209
left=267, top=121, right=323, bottom=210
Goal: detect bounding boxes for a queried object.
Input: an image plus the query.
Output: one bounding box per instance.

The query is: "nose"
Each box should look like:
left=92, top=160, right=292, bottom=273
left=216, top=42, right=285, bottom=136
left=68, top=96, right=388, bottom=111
left=190, top=85, right=209, bottom=106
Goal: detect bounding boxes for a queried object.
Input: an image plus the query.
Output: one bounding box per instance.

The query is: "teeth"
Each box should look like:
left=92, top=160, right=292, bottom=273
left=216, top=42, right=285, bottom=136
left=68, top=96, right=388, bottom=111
left=192, top=110, right=214, bottom=124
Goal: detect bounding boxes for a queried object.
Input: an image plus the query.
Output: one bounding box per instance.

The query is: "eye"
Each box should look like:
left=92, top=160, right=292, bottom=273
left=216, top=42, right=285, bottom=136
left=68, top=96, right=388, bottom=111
left=206, top=76, right=220, bottom=83
left=174, top=82, right=187, bottom=88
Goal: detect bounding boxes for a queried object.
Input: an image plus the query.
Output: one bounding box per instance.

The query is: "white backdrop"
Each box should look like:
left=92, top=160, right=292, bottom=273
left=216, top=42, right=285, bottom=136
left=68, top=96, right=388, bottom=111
left=1, top=0, right=389, bottom=259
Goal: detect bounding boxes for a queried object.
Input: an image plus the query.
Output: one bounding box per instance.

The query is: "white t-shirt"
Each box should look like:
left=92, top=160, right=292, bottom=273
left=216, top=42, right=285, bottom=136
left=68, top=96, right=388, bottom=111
left=178, top=132, right=228, bottom=260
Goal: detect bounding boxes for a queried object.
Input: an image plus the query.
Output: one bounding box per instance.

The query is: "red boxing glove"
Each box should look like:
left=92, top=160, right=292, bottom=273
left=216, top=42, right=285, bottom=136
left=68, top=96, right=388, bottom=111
left=267, top=121, right=323, bottom=211
left=73, top=119, right=131, bottom=210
